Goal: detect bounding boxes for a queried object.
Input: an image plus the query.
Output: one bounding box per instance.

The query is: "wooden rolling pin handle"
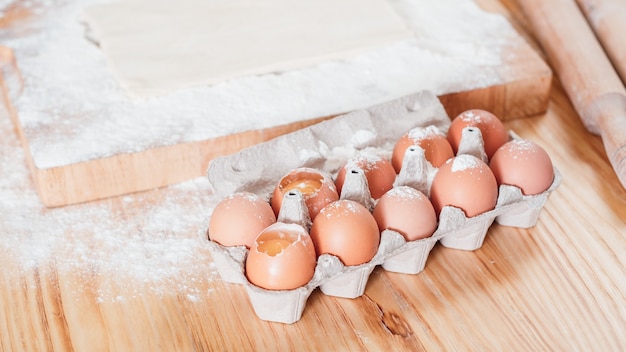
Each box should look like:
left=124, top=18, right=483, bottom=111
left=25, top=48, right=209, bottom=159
left=589, top=92, right=626, bottom=184
left=518, top=0, right=626, bottom=189
left=576, top=0, right=626, bottom=87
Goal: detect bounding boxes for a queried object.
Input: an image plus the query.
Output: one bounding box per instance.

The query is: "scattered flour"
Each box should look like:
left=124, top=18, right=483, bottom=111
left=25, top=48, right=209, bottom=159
left=345, top=150, right=385, bottom=171
left=451, top=154, right=481, bottom=172
left=0, top=0, right=514, bottom=301
left=318, top=141, right=394, bottom=176
left=500, top=139, right=535, bottom=160
left=460, top=109, right=484, bottom=123
left=0, top=108, right=220, bottom=301
left=0, top=0, right=18, bottom=13
left=320, top=199, right=364, bottom=217
left=386, top=185, right=426, bottom=201
left=407, top=125, right=445, bottom=141
left=350, top=130, right=378, bottom=149
left=0, top=0, right=513, bottom=169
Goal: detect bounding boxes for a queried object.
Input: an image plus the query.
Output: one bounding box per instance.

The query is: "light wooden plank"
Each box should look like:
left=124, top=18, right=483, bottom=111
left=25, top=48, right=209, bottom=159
left=1, top=1, right=624, bottom=351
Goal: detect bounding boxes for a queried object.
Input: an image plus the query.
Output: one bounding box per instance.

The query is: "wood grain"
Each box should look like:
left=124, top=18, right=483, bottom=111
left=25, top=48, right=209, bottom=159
left=1, top=1, right=625, bottom=351
left=517, top=0, right=626, bottom=189
left=0, top=1, right=552, bottom=207
left=576, top=0, right=626, bottom=86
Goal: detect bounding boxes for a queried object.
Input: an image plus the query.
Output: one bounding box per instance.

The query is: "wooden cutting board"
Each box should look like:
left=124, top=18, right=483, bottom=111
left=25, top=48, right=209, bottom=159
left=0, top=0, right=551, bottom=207
left=1, top=1, right=625, bottom=351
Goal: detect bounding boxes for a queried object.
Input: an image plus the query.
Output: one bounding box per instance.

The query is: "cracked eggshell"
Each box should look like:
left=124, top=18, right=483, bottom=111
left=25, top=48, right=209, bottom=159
left=245, top=222, right=317, bottom=291
left=271, top=167, right=339, bottom=220
left=208, top=192, right=276, bottom=248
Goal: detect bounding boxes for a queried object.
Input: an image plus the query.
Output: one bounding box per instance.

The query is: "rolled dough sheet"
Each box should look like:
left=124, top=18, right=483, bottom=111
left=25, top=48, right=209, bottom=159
left=82, top=0, right=414, bottom=98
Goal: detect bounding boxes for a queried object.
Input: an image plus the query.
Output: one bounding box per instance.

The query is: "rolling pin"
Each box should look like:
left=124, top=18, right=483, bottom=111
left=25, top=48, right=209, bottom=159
left=518, top=0, right=626, bottom=189
left=576, top=0, right=626, bottom=86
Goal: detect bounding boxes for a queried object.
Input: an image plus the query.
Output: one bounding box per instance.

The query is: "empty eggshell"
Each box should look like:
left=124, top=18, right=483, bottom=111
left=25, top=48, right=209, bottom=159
left=430, top=154, right=499, bottom=218
left=310, top=200, right=380, bottom=266
left=245, top=222, right=317, bottom=291
left=271, top=167, right=339, bottom=220
left=448, top=109, right=508, bottom=159
left=209, top=192, right=276, bottom=248
left=490, top=139, right=554, bottom=195
left=392, top=125, right=454, bottom=172
left=373, top=186, right=438, bottom=241
left=335, top=152, right=396, bottom=199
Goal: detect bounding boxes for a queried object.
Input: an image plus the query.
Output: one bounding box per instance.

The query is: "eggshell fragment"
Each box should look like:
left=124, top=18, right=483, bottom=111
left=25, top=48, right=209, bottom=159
left=335, top=152, right=396, bottom=199
left=245, top=222, right=317, bottom=291
left=392, top=125, right=454, bottom=171
left=490, top=139, right=554, bottom=195
left=430, top=154, right=499, bottom=218
left=448, top=109, right=508, bottom=159
left=373, top=186, right=437, bottom=241
left=271, top=167, right=339, bottom=220
left=208, top=192, right=276, bottom=248
left=310, top=200, right=380, bottom=266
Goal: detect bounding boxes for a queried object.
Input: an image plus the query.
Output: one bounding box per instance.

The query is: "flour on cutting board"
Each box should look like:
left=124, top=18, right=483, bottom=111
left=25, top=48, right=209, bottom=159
left=0, top=111, right=220, bottom=301
left=0, top=0, right=514, bottom=169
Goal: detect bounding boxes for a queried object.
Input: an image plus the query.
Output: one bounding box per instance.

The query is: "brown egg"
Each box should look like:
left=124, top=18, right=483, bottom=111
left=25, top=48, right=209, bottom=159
left=373, top=186, right=438, bottom=241
left=490, top=139, right=554, bottom=195
left=208, top=192, right=276, bottom=248
left=392, top=126, right=454, bottom=172
left=430, top=154, right=499, bottom=217
left=245, top=222, right=317, bottom=291
left=310, top=200, right=380, bottom=266
left=447, top=109, right=508, bottom=159
left=335, top=153, right=396, bottom=199
left=271, top=167, right=339, bottom=220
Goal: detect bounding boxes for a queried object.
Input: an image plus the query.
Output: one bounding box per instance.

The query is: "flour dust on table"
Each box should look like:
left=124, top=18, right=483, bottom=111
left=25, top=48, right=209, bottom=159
left=0, top=109, right=221, bottom=302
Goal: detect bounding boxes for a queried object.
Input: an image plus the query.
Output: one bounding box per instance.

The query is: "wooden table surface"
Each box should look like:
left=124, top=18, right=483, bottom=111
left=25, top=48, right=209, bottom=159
left=1, top=0, right=625, bottom=351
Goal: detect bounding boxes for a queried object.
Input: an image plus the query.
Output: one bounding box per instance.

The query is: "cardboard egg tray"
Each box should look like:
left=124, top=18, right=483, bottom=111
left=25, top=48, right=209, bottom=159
left=205, top=90, right=561, bottom=324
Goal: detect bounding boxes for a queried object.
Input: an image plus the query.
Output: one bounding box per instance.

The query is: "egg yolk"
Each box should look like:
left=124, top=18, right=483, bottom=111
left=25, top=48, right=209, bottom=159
left=256, top=231, right=296, bottom=256
left=280, top=172, right=323, bottom=196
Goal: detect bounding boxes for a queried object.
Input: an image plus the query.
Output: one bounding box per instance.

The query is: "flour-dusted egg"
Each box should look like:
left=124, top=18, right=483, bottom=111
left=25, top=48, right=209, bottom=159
left=310, top=200, right=380, bottom=266
left=271, top=167, right=339, bottom=220
left=245, top=222, right=317, bottom=291
left=430, top=154, right=499, bottom=217
left=208, top=192, right=276, bottom=248
left=373, top=186, right=438, bottom=241
left=490, top=139, right=554, bottom=195
left=392, top=125, right=454, bottom=172
left=335, top=152, right=396, bottom=199
left=448, top=109, right=508, bottom=159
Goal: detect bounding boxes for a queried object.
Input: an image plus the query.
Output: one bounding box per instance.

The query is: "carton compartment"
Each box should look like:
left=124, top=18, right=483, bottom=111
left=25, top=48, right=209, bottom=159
left=205, top=90, right=561, bottom=324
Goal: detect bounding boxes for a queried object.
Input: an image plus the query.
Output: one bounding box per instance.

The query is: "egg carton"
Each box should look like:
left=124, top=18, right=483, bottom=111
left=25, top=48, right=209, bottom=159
left=205, top=90, right=560, bottom=324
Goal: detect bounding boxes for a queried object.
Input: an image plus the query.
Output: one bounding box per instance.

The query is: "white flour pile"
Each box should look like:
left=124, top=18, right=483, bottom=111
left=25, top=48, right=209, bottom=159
left=0, top=109, right=219, bottom=301
left=0, top=0, right=513, bottom=169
